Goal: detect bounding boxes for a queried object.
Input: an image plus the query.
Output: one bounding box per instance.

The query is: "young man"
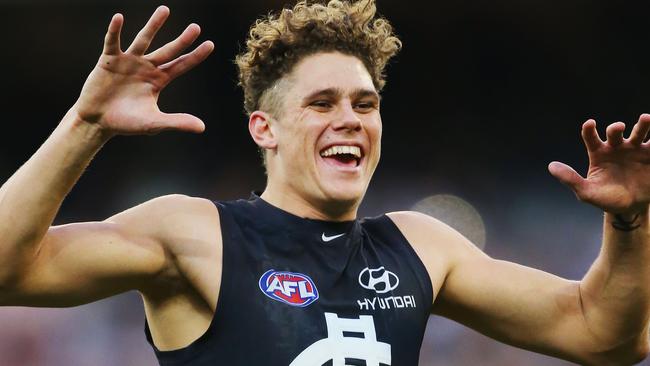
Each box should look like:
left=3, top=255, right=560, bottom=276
left=1, top=1, right=649, bottom=365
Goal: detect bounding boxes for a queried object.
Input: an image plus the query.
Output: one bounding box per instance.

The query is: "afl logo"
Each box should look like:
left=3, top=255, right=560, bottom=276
left=358, top=267, right=399, bottom=294
left=259, top=269, right=319, bottom=307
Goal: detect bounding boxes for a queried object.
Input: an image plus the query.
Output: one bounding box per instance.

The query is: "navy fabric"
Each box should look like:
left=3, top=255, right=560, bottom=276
left=145, top=194, right=433, bottom=365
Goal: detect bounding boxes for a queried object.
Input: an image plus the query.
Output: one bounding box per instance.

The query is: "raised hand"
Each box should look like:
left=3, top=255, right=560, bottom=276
left=549, top=114, right=650, bottom=215
left=72, top=6, right=214, bottom=136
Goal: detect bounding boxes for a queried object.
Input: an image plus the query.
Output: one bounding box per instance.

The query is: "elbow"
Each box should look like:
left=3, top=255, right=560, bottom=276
left=0, top=239, right=41, bottom=289
left=621, top=332, right=650, bottom=365
left=615, top=342, right=649, bottom=366
left=0, top=279, right=13, bottom=306
left=630, top=339, right=650, bottom=364
left=0, top=267, right=23, bottom=290
left=590, top=337, right=650, bottom=366
left=0, top=272, right=24, bottom=306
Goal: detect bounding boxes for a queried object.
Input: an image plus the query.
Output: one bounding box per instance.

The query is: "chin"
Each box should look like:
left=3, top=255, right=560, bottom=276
left=318, top=181, right=367, bottom=212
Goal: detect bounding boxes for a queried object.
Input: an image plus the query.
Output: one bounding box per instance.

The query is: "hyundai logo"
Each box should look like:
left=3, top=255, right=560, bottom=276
left=358, top=267, right=399, bottom=294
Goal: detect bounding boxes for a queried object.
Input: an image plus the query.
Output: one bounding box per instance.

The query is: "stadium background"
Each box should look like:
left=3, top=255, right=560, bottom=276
left=0, top=0, right=649, bottom=364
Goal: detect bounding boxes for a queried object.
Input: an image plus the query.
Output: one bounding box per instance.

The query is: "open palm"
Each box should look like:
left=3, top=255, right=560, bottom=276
left=549, top=115, right=650, bottom=214
left=73, top=6, right=214, bottom=136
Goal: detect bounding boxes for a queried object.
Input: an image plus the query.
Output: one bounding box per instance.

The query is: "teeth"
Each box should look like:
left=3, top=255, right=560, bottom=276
left=320, top=145, right=362, bottom=158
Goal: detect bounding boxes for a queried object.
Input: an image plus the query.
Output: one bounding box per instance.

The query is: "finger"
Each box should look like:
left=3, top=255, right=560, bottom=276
left=146, top=23, right=201, bottom=66
left=548, top=161, right=587, bottom=199
left=126, top=6, right=170, bottom=55
left=605, top=122, right=625, bottom=147
left=103, top=13, right=124, bottom=55
left=581, top=119, right=603, bottom=152
left=629, top=114, right=650, bottom=144
left=160, top=41, right=215, bottom=80
left=153, top=112, right=206, bottom=134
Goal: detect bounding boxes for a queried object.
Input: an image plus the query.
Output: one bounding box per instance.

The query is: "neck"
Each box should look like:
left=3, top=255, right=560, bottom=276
left=260, top=183, right=359, bottom=222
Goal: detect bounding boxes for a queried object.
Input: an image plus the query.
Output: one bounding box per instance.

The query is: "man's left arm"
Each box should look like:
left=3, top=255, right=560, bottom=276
left=578, top=209, right=650, bottom=361
left=391, top=114, right=650, bottom=365
left=548, top=114, right=650, bottom=363
left=391, top=209, right=647, bottom=365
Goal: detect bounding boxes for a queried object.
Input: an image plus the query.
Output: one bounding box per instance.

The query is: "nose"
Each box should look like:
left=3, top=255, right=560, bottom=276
left=332, top=101, right=362, bottom=132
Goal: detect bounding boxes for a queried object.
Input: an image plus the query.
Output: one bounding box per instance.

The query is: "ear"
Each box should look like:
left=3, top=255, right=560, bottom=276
left=249, top=111, right=278, bottom=150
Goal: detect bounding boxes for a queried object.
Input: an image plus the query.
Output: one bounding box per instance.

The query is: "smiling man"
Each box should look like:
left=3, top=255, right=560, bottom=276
left=1, top=1, right=650, bottom=365
left=250, top=52, right=383, bottom=220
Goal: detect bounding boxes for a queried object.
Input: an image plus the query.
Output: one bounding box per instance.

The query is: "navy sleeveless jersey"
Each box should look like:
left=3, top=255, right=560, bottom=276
left=145, top=194, right=434, bottom=365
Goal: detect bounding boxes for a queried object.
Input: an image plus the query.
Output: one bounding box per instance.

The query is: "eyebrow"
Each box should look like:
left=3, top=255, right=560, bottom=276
left=302, top=87, right=380, bottom=104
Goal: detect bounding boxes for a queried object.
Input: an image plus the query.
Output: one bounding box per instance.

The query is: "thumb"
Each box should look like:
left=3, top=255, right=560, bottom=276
left=153, top=112, right=206, bottom=134
left=548, top=161, right=586, bottom=197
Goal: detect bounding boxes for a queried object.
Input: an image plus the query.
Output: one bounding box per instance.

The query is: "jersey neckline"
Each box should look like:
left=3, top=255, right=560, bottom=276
left=248, top=191, right=358, bottom=232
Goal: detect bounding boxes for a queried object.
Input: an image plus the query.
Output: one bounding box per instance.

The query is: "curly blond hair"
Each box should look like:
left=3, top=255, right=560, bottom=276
left=235, top=0, right=402, bottom=116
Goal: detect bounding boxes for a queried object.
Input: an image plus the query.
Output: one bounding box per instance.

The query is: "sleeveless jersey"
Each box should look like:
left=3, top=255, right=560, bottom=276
left=145, top=194, right=434, bottom=366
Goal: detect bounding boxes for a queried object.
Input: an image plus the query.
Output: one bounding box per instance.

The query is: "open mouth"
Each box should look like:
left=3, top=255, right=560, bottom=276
left=319, top=145, right=362, bottom=168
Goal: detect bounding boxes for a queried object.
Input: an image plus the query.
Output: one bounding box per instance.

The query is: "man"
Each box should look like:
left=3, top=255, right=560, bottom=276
left=1, top=1, right=649, bottom=365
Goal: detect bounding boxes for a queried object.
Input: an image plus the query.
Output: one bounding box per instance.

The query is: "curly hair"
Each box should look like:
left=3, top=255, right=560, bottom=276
left=235, top=0, right=402, bottom=117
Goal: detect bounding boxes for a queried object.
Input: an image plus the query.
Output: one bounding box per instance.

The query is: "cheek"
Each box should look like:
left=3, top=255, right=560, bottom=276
left=367, top=119, right=382, bottom=143
left=283, top=126, right=317, bottom=166
left=302, top=121, right=329, bottom=152
left=367, top=119, right=382, bottom=165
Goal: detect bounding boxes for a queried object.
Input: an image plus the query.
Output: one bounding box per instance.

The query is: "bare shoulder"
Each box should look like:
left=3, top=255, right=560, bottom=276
left=386, top=211, right=483, bottom=255
left=120, top=195, right=223, bottom=350
left=385, top=211, right=487, bottom=299
left=108, top=194, right=222, bottom=303
left=107, top=194, right=221, bottom=288
left=106, top=193, right=218, bottom=225
left=106, top=194, right=220, bottom=249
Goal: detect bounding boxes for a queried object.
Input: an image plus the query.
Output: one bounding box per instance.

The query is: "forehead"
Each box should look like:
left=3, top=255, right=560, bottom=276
left=288, top=52, right=376, bottom=97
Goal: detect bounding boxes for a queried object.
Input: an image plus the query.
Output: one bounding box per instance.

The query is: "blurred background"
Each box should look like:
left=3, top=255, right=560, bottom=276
left=0, top=0, right=649, bottom=365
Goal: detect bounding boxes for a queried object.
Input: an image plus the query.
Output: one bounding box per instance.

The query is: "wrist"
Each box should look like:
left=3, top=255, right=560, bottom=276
left=606, top=206, right=649, bottom=232
left=606, top=205, right=649, bottom=219
left=62, top=107, right=114, bottom=145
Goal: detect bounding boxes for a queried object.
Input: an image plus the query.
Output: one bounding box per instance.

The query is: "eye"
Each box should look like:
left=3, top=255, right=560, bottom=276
left=310, top=100, right=333, bottom=111
left=354, top=102, right=377, bottom=113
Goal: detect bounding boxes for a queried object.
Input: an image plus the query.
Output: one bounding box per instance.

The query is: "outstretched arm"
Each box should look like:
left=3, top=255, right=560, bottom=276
left=0, top=7, right=214, bottom=303
left=548, top=115, right=650, bottom=360
left=389, top=115, right=650, bottom=365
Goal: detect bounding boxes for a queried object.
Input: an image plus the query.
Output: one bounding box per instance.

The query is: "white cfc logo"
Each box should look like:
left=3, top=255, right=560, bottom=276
left=289, top=312, right=391, bottom=366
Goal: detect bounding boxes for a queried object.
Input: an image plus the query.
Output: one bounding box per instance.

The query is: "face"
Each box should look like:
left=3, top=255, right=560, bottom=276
left=258, top=52, right=382, bottom=217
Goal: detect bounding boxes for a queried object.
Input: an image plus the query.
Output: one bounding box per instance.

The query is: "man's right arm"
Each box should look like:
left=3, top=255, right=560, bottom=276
left=0, top=113, right=108, bottom=290
left=0, top=6, right=214, bottom=306
left=0, top=194, right=181, bottom=307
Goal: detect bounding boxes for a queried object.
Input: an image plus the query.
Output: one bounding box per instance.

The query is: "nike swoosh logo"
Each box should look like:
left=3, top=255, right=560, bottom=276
left=321, top=233, right=345, bottom=242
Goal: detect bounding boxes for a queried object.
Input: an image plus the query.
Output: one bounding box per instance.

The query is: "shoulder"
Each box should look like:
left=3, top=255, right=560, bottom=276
left=106, top=194, right=221, bottom=251
left=106, top=194, right=219, bottom=227
left=112, top=193, right=217, bottom=217
left=107, top=195, right=223, bottom=293
left=386, top=210, right=452, bottom=236
left=386, top=211, right=474, bottom=249
left=385, top=211, right=487, bottom=272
